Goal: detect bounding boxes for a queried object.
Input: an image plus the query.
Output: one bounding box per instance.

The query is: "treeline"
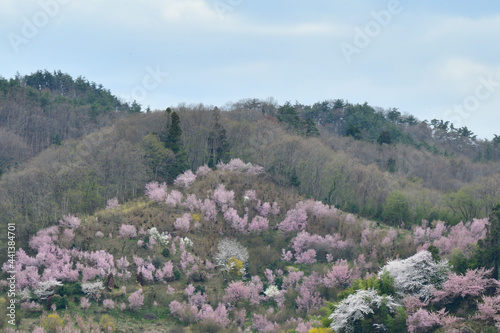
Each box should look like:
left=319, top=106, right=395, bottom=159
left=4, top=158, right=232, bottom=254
left=0, top=70, right=139, bottom=176
left=228, top=98, right=500, bottom=162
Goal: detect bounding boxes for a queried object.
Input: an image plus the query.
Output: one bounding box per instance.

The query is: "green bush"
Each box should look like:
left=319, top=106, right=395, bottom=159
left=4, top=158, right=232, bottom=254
left=174, top=269, right=181, bottom=281
left=73, top=282, right=83, bottom=295
left=51, top=295, right=68, bottom=310
left=152, top=256, right=162, bottom=269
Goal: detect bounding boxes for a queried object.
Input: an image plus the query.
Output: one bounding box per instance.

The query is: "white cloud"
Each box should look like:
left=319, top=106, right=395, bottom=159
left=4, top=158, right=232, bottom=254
left=159, top=0, right=218, bottom=22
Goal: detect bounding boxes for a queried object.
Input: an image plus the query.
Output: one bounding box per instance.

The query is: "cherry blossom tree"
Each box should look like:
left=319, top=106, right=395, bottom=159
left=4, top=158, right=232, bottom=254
left=174, top=170, right=197, bottom=188
left=476, top=294, right=500, bottom=323
left=223, top=207, right=248, bottom=232
left=433, top=268, right=495, bottom=303
left=145, top=181, right=167, bottom=202
left=223, top=281, right=250, bottom=305
left=248, top=216, right=269, bottom=232
left=213, top=184, right=235, bottom=210
left=128, top=288, right=144, bottom=310
left=119, top=224, right=137, bottom=239
left=278, top=207, right=308, bottom=232
left=197, top=303, right=230, bottom=328
left=105, top=197, right=120, bottom=210
left=196, top=164, right=211, bottom=177
left=406, top=308, right=440, bottom=333
left=165, top=190, right=183, bottom=207
left=295, top=249, right=317, bottom=264
left=324, top=259, right=356, bottom=288
left=80, top=297, right=90, bottom=311
left=174, top=213, right=192, bottom=232
left=296, top=273, right=324, bottom=312
left=183, top=194, right=202, bottom=211
left=59, top=214, right=81, bottom=229
left=103, top=299, right=114, bottom=309
left=201, top=198, right=217, bottom=221
left=244, top=189, right=257, bottom=202
left=252, top=314, right=280, bottom=332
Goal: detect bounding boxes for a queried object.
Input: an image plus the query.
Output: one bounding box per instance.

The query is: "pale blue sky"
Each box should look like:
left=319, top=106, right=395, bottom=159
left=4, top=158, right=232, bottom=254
left=1, top=0, right=500, bottom=139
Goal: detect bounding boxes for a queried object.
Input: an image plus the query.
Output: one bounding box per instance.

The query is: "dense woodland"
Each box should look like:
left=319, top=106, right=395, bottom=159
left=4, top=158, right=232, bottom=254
left=1, top=71, right=500, bottom=332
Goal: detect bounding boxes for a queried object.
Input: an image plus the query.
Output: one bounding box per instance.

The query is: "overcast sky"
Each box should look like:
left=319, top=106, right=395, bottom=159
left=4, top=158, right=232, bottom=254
left=1, top=0, right=500, bottom=139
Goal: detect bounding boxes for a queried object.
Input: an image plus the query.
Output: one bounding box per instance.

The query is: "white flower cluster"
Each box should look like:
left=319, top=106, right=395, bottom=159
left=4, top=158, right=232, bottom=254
left=82, top=280, right=105, bottom=301
left=149, top=227, right=171, bottom=246
left=329, top=289, right=399, bottom=333
left=33, top=280, right=63, bottom=299
left=264, top=285, right=281, bottom=298
left=214, top=238, right=249, bottom=270
left=18, top=288, right=32, bottom=301
left=180, top=237, right=193, bottom=247
left=379, top=250, right=450, bottom=301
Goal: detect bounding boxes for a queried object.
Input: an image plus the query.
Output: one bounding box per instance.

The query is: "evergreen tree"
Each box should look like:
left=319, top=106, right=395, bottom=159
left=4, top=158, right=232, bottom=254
left=166, top=111, right=182, bottom=154
left=277, top=101, right=302, bottom=133
left=377, top=131, right=393, bottom=145
left=207, top=108, right=230, bottom=168
left=474, top=204, right=500, bottom=279
left=158, top=108, right=171, bottom=145
left=165, top=111, right=187, bottom=180
left=346, top=125, right=362, bottom=140
left=52, top=133, right=62, bottom=146
left=305, top=117, right=320, bottom=137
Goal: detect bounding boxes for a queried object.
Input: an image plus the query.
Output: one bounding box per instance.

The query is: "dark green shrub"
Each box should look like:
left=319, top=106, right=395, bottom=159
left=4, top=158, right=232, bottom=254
left=152, top=256, right=162, bottom=269
left=51, top=295, right=68, bottom=310
left=174, top=269, right=181, bottom=281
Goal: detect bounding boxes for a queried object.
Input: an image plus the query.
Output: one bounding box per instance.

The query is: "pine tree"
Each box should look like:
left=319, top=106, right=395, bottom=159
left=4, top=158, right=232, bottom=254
left=377, top=130, right=393, bottom=145
left=475, top=204, right=500, bottom=279
left=207, top=108, right=230, bottom=168
left=162, top=110, right=187, bottom=181
left=166, top=111, right=182, bottom=154
left=277, top=101, right=302, bottom=133
left=305, top=117, right=320, bottom=137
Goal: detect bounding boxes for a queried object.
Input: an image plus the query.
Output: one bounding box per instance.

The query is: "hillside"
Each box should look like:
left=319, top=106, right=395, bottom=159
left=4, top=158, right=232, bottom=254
left=1, top=71, right=500, bottom=332
left=0, top=70, right=139, bottom=176
left=2, top=161, right=499, bottom=332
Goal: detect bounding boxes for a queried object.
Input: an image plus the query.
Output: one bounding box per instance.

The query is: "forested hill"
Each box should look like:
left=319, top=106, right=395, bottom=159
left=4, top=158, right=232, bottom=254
left=0, top=70, right=140, bottom=176
left=1, top=71, right=500, bottom=251
left=1, top=71, right=500, bottom=332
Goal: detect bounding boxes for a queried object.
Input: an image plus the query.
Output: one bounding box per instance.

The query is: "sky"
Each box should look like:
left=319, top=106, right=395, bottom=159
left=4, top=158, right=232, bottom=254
left=1, top=0, right=500, bottom=139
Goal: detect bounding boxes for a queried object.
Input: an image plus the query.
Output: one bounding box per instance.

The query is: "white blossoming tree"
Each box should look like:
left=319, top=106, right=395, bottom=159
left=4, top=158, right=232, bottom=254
left=378, top=250, right=450, bottom=301
left=82, top=280, right=105, bottom=301
left=329, top=288, right=400, bottom=333
left=214, top=238, right=249, bottom=276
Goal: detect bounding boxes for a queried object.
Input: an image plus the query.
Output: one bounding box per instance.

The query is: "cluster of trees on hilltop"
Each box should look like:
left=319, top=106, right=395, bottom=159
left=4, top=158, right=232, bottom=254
left=227, top=98, right=500, bottom=162
left=0, top=70, right=140, bottom=177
